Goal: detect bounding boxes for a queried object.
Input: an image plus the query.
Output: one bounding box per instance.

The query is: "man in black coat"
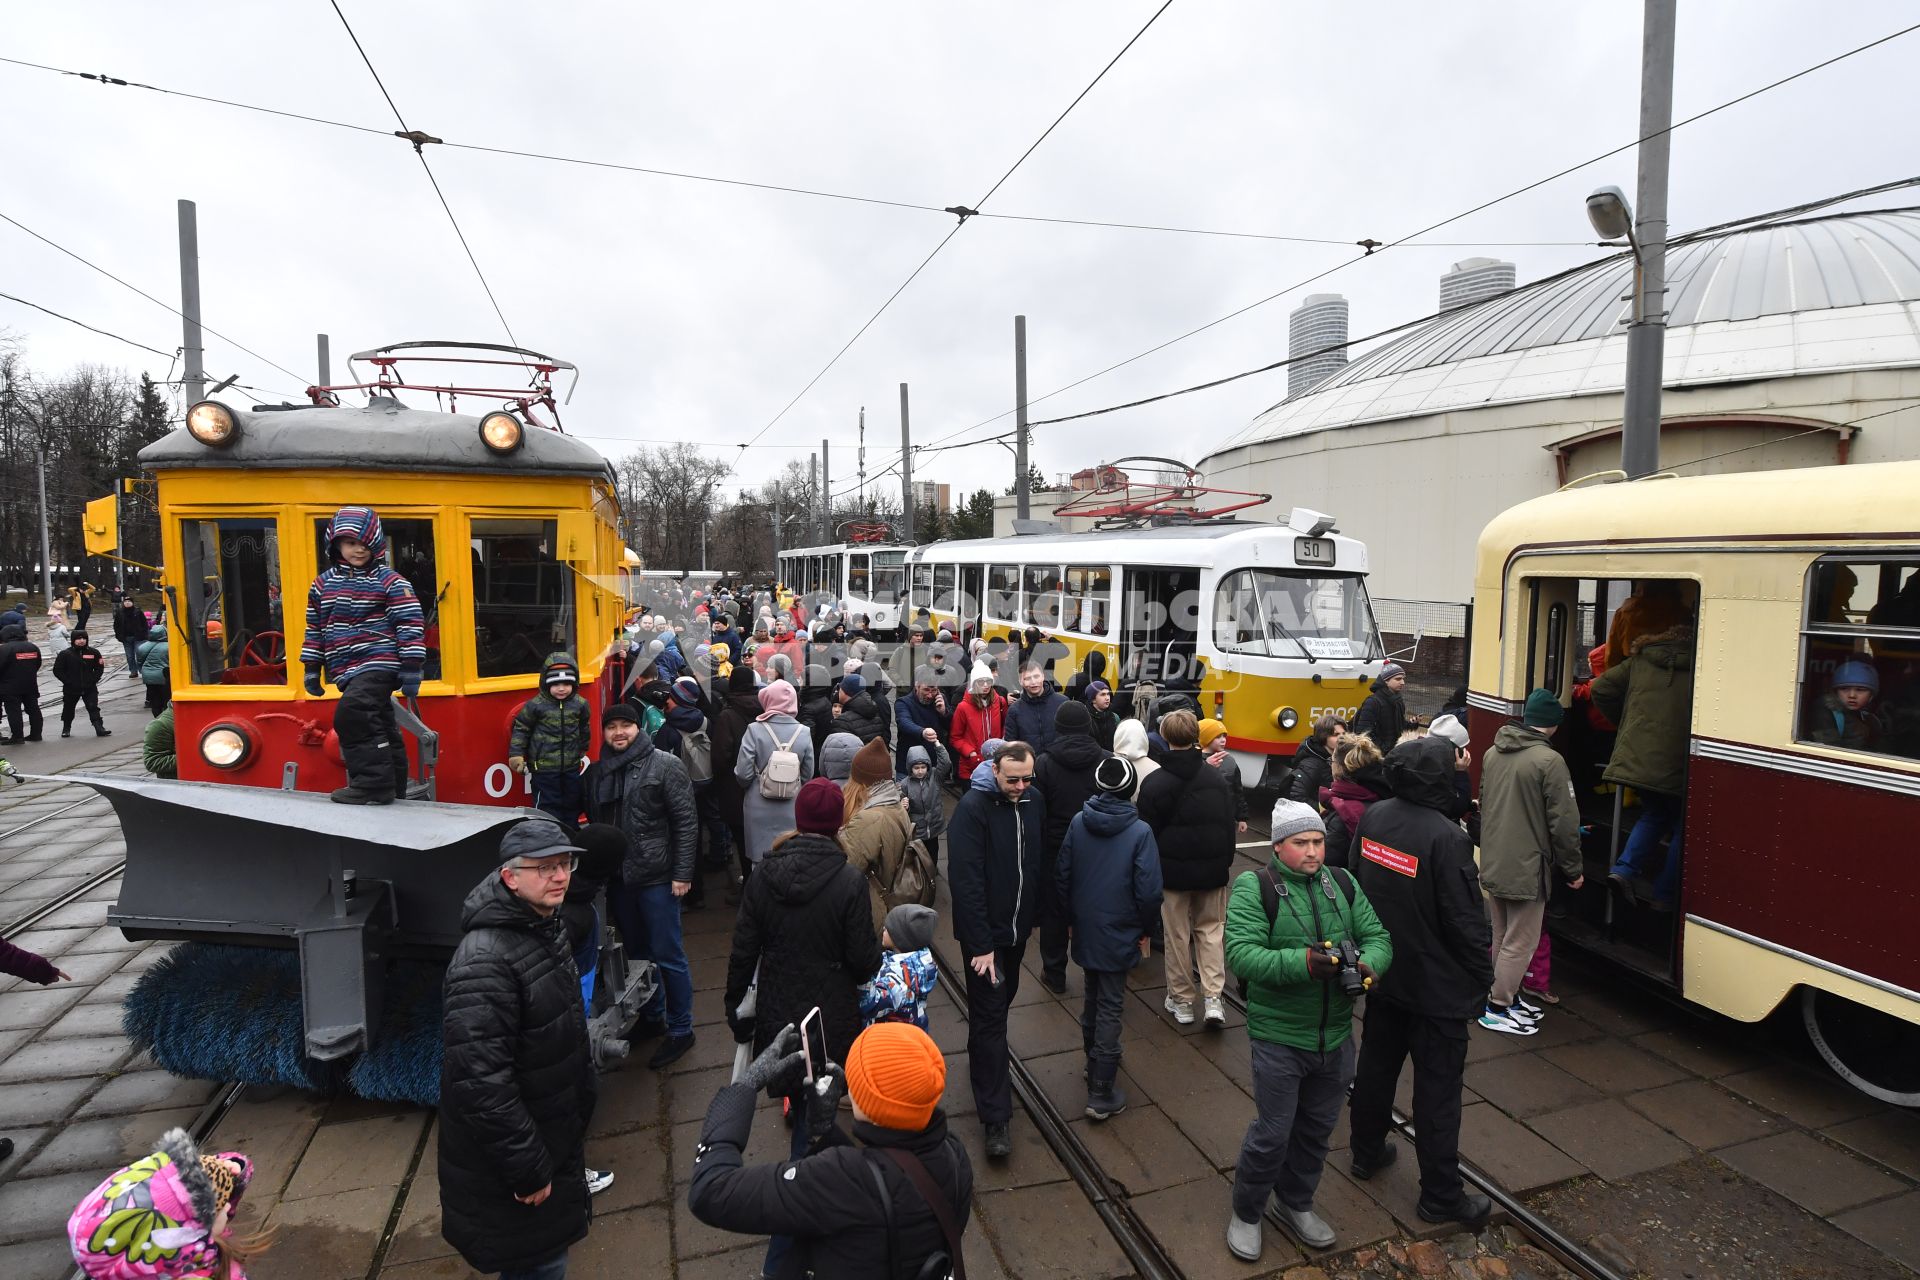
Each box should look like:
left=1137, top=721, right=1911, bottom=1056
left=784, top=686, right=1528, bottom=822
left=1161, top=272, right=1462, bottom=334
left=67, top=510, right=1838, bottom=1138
left=111, top=596, right=150, bottom=678
left=1351, top=662, right=1422, bottom=751
left=947, top=740, right=1046, bottom=1158
left=1345, top=735, right=1494, bottom=1228
left=1033, top=700, right=1107, bottom=993
left=439, top=819, right=599, bottom=1280
left=1136, top=709, right=1237, bottom=1030
left=0, top=624, right=44, bottom=745
left=691, top=1021, right=972, bottom=1280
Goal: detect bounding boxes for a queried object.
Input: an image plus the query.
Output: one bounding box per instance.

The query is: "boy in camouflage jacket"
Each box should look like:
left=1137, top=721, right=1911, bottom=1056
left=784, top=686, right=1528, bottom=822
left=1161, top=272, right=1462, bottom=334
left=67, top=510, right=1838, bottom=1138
left=510, top=653, right=593, bottom=824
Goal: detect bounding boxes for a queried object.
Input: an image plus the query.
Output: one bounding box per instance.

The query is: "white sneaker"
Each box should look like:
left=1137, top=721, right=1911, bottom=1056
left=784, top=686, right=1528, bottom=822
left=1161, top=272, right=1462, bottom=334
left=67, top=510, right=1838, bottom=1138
left=585, top=1167, right=614, bottom=1196
left=1164, top=996, right=1196, bottom=1025
left=1202, top=995, right=1226, bottom=1028
left=1225, top=1212, right=1262, bottom=1261
left=1512, top=994, right=1544, bottom=1021
left=1478, top=1005, right=1538, bottom=1036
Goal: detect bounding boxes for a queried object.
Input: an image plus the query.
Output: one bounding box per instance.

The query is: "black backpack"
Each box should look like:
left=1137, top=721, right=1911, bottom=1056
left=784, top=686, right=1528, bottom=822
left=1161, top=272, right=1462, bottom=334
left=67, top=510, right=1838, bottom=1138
left=1233, top=864, right=1356, bottom=1000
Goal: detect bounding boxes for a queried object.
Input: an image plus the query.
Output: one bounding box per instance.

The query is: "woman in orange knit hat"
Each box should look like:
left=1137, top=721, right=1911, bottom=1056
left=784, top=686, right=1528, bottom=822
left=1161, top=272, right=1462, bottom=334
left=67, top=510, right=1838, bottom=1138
left=688, top=1021, right=973, bottom=1279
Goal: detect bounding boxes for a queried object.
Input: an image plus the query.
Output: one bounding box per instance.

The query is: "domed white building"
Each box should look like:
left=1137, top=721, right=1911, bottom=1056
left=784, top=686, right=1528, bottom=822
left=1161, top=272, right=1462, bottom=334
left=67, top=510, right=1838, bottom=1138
left=1201, top=208, right=1920, bottom=634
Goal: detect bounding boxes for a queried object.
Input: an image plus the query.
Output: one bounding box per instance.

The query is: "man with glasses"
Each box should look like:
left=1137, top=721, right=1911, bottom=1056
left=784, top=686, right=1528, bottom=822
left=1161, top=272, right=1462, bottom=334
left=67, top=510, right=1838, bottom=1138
left=439, top=819, right=601, bottom=1280
left=947, top=739, right=1046, bottom=1159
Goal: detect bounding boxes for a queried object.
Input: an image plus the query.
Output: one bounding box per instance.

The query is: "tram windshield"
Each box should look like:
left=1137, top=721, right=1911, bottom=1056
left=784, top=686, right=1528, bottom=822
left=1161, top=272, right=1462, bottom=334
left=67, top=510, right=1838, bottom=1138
left=310, top=517, right=443, bottom=680
left=1213, top=570, right=1381, bottom=661
left=182, top=517, right=285, bottom=685
left=872, top=550, right=907, bottom=605
left=470, top=518, right=573, bottom=680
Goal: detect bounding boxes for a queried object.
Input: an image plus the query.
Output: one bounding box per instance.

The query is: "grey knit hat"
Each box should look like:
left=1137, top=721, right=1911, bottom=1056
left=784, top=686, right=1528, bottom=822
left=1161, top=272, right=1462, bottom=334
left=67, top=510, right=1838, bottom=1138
left=1269, top=798, right=1327, bottom=845
left=884, top=903, right=938, bottom=953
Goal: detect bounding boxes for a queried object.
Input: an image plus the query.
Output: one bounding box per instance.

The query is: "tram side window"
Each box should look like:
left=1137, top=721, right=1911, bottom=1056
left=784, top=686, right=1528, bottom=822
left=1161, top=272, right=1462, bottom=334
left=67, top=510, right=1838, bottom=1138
left=987, top=564, right=1021, bottom=623
left=181, top=519, right=283, bottom=686
left=1064, top=564, right=1112, bottom=636
left=1796, top=556, right=1920, bottom=761
left=311, top=517, right=443, bottom=680
left=471, top=518, right=573, bottom=680
left=1025, top=564, right=1063, bottom=628
left=933, top=564, right=957, bottom=615
left=911, top=563, right=934, bottom=612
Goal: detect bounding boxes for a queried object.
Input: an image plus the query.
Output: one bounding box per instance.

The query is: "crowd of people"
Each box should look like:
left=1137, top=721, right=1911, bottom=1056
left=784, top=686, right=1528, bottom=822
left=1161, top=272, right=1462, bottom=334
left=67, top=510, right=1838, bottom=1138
left=0, top=583, right=176, bottom=762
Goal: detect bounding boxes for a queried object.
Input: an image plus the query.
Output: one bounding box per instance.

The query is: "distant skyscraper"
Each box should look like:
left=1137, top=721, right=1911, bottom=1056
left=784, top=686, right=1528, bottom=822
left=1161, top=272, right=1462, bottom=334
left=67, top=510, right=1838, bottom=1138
left=1439, top=257, right=1516, bottom=312
left=1287, top=293, right=1349, bottom=399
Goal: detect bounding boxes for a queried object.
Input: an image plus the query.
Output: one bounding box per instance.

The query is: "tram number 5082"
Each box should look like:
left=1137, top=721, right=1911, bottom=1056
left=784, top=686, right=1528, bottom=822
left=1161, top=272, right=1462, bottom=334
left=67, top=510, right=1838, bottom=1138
left=1310, top=706, right=1359, bottom=722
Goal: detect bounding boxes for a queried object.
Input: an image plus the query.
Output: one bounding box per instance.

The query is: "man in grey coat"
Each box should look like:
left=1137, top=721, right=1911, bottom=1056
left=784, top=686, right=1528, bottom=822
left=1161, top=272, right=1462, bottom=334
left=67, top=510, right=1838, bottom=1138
left=585, top=701, right=701, bottom=1069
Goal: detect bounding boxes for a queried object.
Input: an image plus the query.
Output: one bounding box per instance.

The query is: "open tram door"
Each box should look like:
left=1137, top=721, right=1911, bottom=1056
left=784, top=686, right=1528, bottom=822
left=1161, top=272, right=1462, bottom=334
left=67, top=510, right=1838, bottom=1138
left=1507, top=572, right=1701, bottom=987
left=1121, top=566, right=1203, bottom=696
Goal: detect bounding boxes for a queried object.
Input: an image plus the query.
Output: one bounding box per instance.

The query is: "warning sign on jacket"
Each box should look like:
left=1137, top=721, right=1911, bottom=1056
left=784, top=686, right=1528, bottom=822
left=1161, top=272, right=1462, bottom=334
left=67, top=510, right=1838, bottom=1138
left=1361, top=838, right=1419, bottom=878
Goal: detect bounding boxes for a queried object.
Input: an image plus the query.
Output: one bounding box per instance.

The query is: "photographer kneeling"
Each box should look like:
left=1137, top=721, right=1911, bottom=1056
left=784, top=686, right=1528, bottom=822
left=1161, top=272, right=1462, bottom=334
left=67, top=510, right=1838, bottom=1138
left=689, top=1021, right=974, bottom=1279
left=1223, top=800, right=1393, bottom=1262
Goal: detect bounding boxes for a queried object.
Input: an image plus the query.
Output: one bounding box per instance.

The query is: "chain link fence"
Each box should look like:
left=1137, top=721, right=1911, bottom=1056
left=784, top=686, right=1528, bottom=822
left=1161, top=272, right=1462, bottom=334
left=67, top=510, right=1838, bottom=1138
left=1371, top=597, right=1473, bottom=680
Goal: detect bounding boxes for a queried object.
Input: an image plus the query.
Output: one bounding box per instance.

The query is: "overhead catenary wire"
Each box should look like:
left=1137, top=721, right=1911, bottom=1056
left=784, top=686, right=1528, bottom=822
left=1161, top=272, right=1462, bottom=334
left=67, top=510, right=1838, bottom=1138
left=911, top=19, right=1920, bottom=459
left=734, top=0, right=1176, bottom=453
left=0, top=290, right=174, bottom=359
left=323, top=0, right=520, bottom=350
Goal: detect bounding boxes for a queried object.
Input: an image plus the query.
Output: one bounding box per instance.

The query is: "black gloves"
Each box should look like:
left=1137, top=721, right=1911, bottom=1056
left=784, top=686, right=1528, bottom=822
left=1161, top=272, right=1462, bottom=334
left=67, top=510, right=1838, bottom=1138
left=725, top=1007, right=756, bottom=1046
left=805, top=1063, right=847, bottom=1148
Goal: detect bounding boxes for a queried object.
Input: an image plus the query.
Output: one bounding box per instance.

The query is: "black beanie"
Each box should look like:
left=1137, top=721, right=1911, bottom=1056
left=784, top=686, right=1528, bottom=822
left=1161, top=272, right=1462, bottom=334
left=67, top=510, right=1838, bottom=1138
left=1054, top=700, right=1093, bottom=734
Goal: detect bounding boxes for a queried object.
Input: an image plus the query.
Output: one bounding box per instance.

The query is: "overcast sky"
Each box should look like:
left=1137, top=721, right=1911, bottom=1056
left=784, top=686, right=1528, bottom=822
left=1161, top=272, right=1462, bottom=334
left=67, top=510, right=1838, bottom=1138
left=5, top=1, right=1915, bottom=508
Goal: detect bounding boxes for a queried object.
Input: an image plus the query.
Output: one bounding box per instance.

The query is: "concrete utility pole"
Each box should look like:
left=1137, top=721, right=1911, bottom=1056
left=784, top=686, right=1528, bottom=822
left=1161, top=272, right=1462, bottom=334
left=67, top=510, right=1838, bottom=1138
left=1014, top=314, right=1031, bottom=520
left=177, top=200, right=205, bottom=406
left=821, top=439, right=832, bottom=539
left=317, top=333, right=331, bottom=388
left=808, top=453, right=818, bottom=543
left=1622, top=0, right=1675, bottom=479
left=773, top=493, right=783, bottom=562
left=857, top=406, right=867, bottom=510
left=899, top=382, right=914, bottom=544
left=36, top=447, right=54, bottom=604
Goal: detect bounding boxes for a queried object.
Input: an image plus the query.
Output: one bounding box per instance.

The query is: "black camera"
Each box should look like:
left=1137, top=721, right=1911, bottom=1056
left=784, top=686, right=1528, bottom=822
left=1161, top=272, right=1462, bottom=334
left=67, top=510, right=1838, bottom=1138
left=1318, top=939, right=1367, bottom=998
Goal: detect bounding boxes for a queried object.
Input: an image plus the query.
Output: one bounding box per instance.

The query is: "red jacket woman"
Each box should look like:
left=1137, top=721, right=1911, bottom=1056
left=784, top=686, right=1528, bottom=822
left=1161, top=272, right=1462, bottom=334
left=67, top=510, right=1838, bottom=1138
left=950, top=664, right=1007, bottom=779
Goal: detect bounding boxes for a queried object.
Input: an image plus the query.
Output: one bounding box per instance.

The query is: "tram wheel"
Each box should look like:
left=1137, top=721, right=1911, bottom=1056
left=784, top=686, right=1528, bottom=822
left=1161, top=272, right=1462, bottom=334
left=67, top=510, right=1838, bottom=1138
left=1800, top=987, right=1920, bottom=1108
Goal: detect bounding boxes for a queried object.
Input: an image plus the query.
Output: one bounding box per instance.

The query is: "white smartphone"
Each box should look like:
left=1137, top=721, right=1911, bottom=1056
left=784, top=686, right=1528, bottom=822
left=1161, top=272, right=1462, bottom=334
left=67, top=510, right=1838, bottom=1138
left=799, top=1006, right=826, bottom=1082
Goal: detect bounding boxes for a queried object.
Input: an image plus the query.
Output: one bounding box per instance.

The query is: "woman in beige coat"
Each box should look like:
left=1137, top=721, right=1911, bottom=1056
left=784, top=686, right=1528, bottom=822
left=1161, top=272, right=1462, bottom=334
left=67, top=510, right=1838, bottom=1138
left=838, top=736, right=910, bottom=936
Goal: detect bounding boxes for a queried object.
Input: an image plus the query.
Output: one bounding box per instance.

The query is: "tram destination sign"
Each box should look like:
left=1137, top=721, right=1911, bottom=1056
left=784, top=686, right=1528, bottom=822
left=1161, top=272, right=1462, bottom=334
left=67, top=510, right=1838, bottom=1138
left=1293, top=536, right=1335, bottom=566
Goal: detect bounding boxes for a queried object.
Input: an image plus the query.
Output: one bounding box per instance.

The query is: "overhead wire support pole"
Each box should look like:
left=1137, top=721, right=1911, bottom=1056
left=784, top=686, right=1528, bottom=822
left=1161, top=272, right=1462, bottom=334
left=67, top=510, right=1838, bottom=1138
left=1015, top=315, right=1030, bottom=521
left=36, top=446, right=55, bottom=605
left=317, top=334, right=331, bottom=387
left=1623, top=0, right=1676, bottom=480
left=177, top=200, right=204, bottom=405
left=899, top=383, right=914, bottom=545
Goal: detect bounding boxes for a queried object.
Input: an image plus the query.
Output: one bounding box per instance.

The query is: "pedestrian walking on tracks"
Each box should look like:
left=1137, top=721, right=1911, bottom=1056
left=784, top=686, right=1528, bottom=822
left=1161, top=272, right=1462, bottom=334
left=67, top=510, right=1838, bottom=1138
left=1478, top=690, right=1583, bottom=1035
left=439, top=820, right=599, bottom=1280
left=1346, top=736, right=1494, bottom=1228
left=1056, top=754, right=1162, bottom=1121
left=1034, top=698, right=1108, bottom=992
left=948, top=739, right=1046, bottom=1158
left=1138, top=709, right=1237, bottom=1028
left=689, top=1021, right=972, bottom=1280
left=1224, top=798, right=1391, bottom=1260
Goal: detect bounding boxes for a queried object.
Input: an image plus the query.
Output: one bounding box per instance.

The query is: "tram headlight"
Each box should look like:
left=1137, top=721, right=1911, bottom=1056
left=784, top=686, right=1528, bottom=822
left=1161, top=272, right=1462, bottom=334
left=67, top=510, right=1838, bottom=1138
left=1273, top=706, right=1300, bottom=731
left=185, top=400, right=240, bottom=448
left=479, top=411, right=524, bottom=455
left=198, top=721, right=256, bottom=770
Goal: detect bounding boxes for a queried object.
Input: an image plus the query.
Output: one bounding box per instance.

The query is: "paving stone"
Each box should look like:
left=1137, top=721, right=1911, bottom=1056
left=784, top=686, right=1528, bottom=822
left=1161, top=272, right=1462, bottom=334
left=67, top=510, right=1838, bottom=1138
left=1502, top=1006, right=1604, bottom=1051
left=1524, top=1099, right=1692, bottom=1181
left=569, top=1202, right=676, bottom=1277
left=583, top=1125, right=669, bottom=1212
left=0, top=1168, right=106, bottom=1244
left=1186, top=1020, right=1258, bottom=1094
left=0, top=1075, right=96, bottom=1127
left=283, top=1112, right=426, bottom=1200
left=210, top=1092, right=327, bottom=1204
left=78, top=1066, right=220, bottom=1113
left=690, top=985, right=728, bottom=1027
left=1339, top=1138, right=1464, bottom=1238
left=11, top=925, right=96, bottom=957
left=18, top=1106, right=200, bottom=1177
left=0, top=1124, right=46, bottom=1179
left=0, top=1034, right=131, bottom=1082
left=1718, top=1063, right=1887, bottom=1129
left=671, top=1180, right=770, bottom=1260
left=1155, top=1080, right=1263, bottom=1170
left=1457, top=1100, right=1588, bottom=1192
left=1068, top=1103, right=1216, bottom=1194
left=660, top=1025, right=739, bottom=1074
left=1558, top=986, right=1679, bottom=1037
left=589, top=1062, right=664, bottom=1136
left=383, top=1164, right=459, bottom=1267
left=1537, top=1038, right=1691, bottom=1094
left=682, top=928, right=736, bottom=962
left=0, top=983, right=85, bottom=1029
left=1624, top=1079, right=1783, bottom=1149
left=668, top=1066, right=737, bottom=1124
left=937, top=1051, right=977, bottom=1117
left=1023, top=1047, right=1150, bottom=1110
left=971, top=1181, right=1136, bottom=1279
left=0, top=1230, right=78, bottom=1279
left=78, top=969, right=144, bottom=1005
left=1311, top=1164, right=1404, bottom=1253
left=1823, top=1108, right=1920, bottom=1180
left=39, top=999, right=130, bottom=1040
left=1463, top=1054, right=1600, bottom=1118
left=956, top=1112, right=1073, bottom=1191
left=1462, top=1020, right=1535, bottom=1063
left=669, top=1109, right=795, bottom=1186
left=1829, top=1188, right=1920, bottom=1275
left=266, top=1184, right=395, bottom=1279
left=1133, top=1170, right=1301, bottom=1276
left=1006, top=998, right=1089, bottom=1059
left=0, top=1025, right=34, bottom=1064
left=1716, top=1130, right=1908, bottom=1216
left=21, top=898, right=110, bottom=929
left=380, top=1256, right=483, bottom=1280
left=671, top=1244, right=770, bottom=1280
left=1630, top=1024, right=1762, bottom=1078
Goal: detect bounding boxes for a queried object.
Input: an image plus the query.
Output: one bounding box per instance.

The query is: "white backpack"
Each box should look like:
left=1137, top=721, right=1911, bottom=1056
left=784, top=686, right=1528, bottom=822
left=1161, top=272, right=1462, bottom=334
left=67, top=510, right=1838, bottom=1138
left=757, top=724, right=807, bottom=800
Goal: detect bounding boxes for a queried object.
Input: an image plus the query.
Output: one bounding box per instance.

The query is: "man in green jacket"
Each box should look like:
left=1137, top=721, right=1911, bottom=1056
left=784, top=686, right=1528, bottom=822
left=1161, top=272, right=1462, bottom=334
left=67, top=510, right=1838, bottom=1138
left=1477, top=690, right=1583, bottom=1035
left=1223, top=799, right=1392, bottom=1262
left=1593, top=624, right=1695, bottom=911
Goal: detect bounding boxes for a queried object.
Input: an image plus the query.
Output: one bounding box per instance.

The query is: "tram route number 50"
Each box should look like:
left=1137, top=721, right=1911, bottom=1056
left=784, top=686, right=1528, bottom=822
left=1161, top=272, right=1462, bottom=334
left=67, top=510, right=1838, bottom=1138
left=483, top=762, right=534, bottom=800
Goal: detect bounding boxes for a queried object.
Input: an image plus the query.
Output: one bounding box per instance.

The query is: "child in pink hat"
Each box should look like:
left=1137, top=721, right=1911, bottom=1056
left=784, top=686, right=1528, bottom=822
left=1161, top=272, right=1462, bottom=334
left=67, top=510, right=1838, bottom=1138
left=69, top=1127, right=265, bottom=1280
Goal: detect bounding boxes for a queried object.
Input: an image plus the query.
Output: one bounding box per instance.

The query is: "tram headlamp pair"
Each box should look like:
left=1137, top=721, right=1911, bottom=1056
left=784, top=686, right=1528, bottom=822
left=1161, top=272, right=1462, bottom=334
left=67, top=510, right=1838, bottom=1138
left=186, top=400, right=240, bottom=448
left=198, top=721, right=257, bottom=770
left=479, top=411, right=524, bottom=455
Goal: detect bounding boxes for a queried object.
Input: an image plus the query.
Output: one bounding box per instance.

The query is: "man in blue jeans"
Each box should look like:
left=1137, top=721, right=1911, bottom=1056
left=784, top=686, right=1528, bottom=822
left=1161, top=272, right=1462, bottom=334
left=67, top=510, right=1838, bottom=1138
left=583, top=702, right=701, bottom=1069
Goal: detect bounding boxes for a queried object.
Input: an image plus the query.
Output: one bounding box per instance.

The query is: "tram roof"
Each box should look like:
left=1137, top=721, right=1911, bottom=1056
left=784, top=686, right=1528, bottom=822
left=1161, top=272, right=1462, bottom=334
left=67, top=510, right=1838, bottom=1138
left=904, top=520, right=1370, bottom=570
left=1476, top=459, right=1920, bottom=574
left=139, top=397, right=615, bottom=481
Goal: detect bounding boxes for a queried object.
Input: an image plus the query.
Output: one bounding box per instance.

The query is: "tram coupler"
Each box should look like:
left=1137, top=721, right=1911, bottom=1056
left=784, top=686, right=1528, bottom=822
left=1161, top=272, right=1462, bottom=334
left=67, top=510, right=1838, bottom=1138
left=298, top=868, right=396, bottom=1062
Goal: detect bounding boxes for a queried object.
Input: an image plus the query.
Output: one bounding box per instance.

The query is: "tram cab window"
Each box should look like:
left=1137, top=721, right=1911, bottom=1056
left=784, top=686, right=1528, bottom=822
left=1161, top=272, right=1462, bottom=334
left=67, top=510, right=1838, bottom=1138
left=1064, top=565, right=1112, bottom=636
left=470, top=518, right=573, bottom=680
left=873, top=551, right=907, bottom=606
left=181, top=518, right=284, bottom=686
left=1213, top=570, right=1382, bottom=660
left=310, top=517, right=443, bottom=680
left=1797, top=556, right=1920, bottom=761
left=847, top=553, right=871, bottom=599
